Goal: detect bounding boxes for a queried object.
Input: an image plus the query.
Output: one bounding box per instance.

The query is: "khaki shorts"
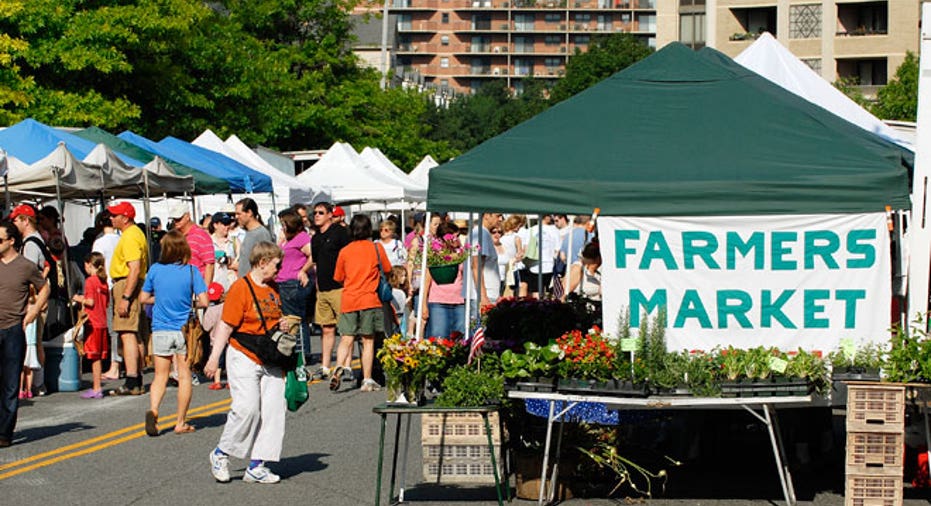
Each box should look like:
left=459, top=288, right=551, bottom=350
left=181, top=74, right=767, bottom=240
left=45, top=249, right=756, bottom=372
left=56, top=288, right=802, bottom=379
left=315, top=289, right=342, bottom=326
left=337, top=307, right=385, bottom=337
left=111, top=278, right=142, bottom=334
left=151, top=330, right=186, bottom=356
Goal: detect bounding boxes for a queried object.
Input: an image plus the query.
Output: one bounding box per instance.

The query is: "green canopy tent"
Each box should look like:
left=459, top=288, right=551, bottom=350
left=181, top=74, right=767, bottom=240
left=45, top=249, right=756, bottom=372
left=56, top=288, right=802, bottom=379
left=74, top=126, right=228, bottom=194
left=427, top=43, right=912, bottom=216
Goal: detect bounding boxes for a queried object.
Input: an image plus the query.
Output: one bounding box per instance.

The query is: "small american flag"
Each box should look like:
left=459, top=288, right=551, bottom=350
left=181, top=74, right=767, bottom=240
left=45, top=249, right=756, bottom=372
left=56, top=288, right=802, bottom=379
left=467, top=326, right=485, bottom=365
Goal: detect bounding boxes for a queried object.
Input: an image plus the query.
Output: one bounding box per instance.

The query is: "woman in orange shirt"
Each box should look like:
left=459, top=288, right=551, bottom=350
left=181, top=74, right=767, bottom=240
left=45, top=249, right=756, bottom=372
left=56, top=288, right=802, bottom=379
left=332, top=214, right=391, bottom=392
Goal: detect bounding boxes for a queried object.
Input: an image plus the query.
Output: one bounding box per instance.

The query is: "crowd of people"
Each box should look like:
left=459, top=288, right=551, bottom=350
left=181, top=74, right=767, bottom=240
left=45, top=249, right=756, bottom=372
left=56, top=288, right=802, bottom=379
left=0, top=198, right=601, bottom=482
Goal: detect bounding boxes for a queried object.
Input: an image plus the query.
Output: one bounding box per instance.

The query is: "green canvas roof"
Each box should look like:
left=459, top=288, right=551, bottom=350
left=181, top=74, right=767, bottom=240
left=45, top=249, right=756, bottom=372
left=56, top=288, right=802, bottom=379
left=74, top=126, right=229, bottom=194
left=427, top=43, right=912, bottom=216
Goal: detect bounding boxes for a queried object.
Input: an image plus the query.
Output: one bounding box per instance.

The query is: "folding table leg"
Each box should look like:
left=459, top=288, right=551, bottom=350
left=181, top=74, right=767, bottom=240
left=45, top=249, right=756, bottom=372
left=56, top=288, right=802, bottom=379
left=375, top=413, right=388, bottom=506
left=484, top=413, right=504, bottom=506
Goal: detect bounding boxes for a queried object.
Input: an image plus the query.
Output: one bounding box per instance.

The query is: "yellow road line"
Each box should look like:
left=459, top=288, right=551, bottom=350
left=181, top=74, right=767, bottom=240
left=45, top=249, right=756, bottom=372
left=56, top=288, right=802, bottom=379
left=0, top=398, right=231, bottom=474
left=0, top=404, right=233, bottom=481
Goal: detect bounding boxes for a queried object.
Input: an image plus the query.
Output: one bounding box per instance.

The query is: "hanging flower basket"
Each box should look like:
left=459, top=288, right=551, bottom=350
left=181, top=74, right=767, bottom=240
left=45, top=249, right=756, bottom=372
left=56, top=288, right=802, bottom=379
left=429, top=264, right=459, bottom=284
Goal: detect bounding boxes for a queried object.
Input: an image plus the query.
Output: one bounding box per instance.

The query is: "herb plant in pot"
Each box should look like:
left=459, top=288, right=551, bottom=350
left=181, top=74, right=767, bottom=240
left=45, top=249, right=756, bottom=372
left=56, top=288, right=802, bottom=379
left=435, top=365, right=506, bottom=407
left=500, top=341, right=561, bottom=392
left=418, top=231, right=474, bottom=284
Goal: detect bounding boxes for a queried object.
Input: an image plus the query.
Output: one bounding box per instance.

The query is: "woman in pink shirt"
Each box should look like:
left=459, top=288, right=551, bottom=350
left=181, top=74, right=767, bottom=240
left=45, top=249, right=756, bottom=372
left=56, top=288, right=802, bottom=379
left=275, top=210, right=313, bottom=342
left=418, top=222, right=465, bottom=339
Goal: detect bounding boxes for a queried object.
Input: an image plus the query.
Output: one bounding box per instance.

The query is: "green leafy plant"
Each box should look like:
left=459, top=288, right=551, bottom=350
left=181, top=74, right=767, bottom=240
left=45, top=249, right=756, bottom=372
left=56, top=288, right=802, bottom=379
left=575, top=439, right=680, bottom=497
left=683, top=350, right=720, bottom=397
left=828, top=342, right=885, bottom=372
left=500, top=341, right=561, bottom=380
left=556, top=327, right=616, bottom=380
left=435, top=365, right=506, bottom=407
left=885, top=314, right=931, bottom=384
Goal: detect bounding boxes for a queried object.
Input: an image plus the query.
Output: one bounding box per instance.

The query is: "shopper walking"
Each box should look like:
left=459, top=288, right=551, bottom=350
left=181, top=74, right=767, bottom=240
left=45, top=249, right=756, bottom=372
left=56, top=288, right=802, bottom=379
left=205, top=242, right=288, bottom=484
left=0, top=221, right=49, bottom=447
left=234, top=198, right=272, bottom=276
left=310, top=202, right=349, bottom=379
left=140, top=230, right=208, bottom=436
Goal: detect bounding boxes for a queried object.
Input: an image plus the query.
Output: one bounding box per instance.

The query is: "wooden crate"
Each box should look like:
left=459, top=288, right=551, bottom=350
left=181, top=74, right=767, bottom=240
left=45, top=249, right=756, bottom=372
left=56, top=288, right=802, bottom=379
left=845, top=431, right=904, bottom=475
left=846, top=384, right=905, bottom=433
left=422, top=457, right=503, bottom=484
left=844, top=473, right=903, bottom=506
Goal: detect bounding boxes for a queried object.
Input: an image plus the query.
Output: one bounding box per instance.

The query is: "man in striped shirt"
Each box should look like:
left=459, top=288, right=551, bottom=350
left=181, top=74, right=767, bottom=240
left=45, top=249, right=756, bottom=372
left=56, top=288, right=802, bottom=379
left=168, top=202, right=215, bottom=285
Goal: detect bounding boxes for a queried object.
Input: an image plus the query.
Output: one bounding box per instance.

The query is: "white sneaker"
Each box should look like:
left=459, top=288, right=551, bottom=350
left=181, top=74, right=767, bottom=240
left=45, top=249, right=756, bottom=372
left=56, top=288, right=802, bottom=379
left=360, top=379, right=382, bottom=392
left=244, top=464, right=281, bottom=484
left=210, top=449, right=230, bottom=483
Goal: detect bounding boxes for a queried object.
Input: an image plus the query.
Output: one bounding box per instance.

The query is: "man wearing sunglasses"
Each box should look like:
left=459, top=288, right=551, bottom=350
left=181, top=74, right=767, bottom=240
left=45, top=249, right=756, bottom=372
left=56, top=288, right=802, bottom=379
left=310, top=203, right=349, bottom=381
left=0, top=220, right=49, bottom=447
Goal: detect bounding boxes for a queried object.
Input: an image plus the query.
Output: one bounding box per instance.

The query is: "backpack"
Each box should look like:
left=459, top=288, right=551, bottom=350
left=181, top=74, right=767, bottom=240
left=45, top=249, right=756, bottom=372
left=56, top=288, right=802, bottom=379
left=23, top=236, right=73, bottom=340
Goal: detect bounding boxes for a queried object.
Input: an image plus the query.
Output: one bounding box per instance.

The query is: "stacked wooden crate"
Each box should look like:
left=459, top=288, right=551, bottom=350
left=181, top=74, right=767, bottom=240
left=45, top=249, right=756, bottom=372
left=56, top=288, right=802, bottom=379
left=845, top=383, right=905, bottom=506
left=421, top=412, right=503, bottom=483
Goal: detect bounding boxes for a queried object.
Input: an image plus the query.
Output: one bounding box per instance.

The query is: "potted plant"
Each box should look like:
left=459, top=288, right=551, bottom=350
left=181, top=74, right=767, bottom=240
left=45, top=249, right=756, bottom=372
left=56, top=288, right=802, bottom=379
left=556, top=326, right=616, bottom=392
left=829, top=342, right=884, bottom=380
left=417, top=231, right=475, bottom=284
left=500, top=341, right=561, bottom=392
left=435, top=364, right=506, bottom=407
left=784, top=348, right=830, bottom=396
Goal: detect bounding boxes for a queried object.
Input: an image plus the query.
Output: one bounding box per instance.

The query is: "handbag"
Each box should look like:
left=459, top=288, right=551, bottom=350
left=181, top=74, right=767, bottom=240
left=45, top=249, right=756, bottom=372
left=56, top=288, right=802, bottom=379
left=285, top=351, right=309, bottom=412
left=374, top=243, right=393, bottom=303
left=182, top=266, right=205, bottom=368
left=242, top=276, right=298, bottom=369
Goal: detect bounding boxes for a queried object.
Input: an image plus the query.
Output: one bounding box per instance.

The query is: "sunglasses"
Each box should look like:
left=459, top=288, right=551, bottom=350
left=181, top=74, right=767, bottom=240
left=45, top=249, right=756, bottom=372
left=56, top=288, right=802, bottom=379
left=491, top=230, right=502, bottom=234
left=314, top=210, right=328, bottom=215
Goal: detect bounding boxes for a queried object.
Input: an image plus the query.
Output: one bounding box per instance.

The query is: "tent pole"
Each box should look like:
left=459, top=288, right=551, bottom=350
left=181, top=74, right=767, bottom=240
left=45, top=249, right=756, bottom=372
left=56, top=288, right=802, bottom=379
left=54, top=170, right=75, bottom=305
left=464, top=213, right=474, bottom=339
left=537, top=214, right=543, bottom=299
left=415, top=212, right=432, bottom=342
left=908, top=2, right=931, bottom=326
left=2, top=149, right=9, bottom=214
left=143, top=169, right=153, bottom=269
left=270, top=191, right=279, bottom=229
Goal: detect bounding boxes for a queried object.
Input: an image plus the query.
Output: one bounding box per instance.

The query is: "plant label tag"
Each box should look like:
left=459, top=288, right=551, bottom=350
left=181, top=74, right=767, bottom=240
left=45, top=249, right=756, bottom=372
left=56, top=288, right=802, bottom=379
left=768, top=356, right=788, bottom=374
left=840, top=338, right=856, bottom=359
left=620, top=338, right=639, bottom=352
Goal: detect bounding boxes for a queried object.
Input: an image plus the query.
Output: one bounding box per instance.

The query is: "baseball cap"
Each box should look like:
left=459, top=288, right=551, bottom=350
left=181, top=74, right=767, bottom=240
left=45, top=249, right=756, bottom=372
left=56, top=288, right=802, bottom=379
left=207, top=282, right=224, bottom=302
left=168, top=202, right=190, bottom=220
left=107, top=202, right=136, bottom=220
left=212, top=212, right=232, bottom=225
left=332, top=206, right=346, bottom=217
left=150, top=216, right=161, bottom=228
left=9, top=204, right=36, bottom=220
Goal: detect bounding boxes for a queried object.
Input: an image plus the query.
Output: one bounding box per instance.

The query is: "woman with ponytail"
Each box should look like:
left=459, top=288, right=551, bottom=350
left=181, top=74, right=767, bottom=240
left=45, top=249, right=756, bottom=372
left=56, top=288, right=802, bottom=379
left=72, top=252, right=110, bottom=399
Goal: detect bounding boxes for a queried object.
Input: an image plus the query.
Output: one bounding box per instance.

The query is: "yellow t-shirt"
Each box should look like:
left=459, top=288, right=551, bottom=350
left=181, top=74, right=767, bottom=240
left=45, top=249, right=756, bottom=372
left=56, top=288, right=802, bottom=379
left=109, top=225, right=148, bottom=279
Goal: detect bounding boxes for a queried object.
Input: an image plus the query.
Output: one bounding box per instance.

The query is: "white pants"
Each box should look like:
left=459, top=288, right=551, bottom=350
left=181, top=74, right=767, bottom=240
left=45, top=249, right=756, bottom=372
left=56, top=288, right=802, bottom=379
left=217, top=346, right=286, bottom=462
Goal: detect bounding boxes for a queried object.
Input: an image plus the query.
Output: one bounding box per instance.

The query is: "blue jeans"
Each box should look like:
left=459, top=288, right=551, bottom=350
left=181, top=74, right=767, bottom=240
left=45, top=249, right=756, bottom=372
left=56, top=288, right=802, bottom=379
left=0, top=323, right=25, bottom=441
left=278, top=280, right=312, bottom=355
left=426, top=303, right=465, bottom=339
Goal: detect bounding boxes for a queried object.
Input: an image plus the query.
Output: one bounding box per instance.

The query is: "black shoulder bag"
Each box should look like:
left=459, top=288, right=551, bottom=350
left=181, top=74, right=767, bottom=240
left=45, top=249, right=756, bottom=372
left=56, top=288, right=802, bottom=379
left=235, top=277, right=298, bottom=370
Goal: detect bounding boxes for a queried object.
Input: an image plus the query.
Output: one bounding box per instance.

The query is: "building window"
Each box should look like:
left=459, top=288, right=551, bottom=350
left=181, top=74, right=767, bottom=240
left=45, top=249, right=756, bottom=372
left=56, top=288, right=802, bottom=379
left=440, top=57, right=450, bottom=68
left=801, top=58, right=821, bottom=75
left=441, top=35, right=450, bottom=45
left=730, top=7, right=776, bottom=38
left=398, top=14, right=412, bottom=31
left=574, top=13, right=591, bottom=23
left=515, top=13, right=535, bottom=31
left=573, top=34, right=590, bottom=45
left=544, top=57, right=561, bottom=68
left=545, top=35, right=561, bottom=45
left=471, top=14, right=490, bottom=29
left=837, top=1, right=887, bottom=36
left=837, top=58, right=887, bottom=86
left=514, top=35, right=534, bottom=53
left=636, top=13, right=655, bottom=32
left=789, top=4, right=821, bottom=39
left=442, top=13, right=449, bottom=23
left=679, top=12, right=705, bottom=49
left=544, top=13, right=561, bottom=23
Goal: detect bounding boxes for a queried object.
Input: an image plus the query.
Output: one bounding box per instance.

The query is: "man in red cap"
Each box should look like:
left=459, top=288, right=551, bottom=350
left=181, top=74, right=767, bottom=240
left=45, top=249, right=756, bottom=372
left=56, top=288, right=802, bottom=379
left=107, top=202, right=148, bottom=395
left=168, top=202, right=215, bottom=285
left=331, top=206, right=347, bottom=228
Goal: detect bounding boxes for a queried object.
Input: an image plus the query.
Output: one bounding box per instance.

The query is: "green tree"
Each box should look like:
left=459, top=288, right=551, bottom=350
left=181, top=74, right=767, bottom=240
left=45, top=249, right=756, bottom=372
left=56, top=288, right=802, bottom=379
left=549, top=33, right=653, bottom=103
left=871, top=51, right=918, bottom=122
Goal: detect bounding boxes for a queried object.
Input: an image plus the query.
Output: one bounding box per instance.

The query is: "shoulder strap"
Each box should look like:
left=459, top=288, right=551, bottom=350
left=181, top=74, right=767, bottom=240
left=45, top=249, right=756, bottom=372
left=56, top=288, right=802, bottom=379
left=23, top=236, right=53, bottom=264
left=374, top=242, right=383, bottom=272
left=243, top=275, right=269, bottom=333
left=189, top=265, right=197, bottom=311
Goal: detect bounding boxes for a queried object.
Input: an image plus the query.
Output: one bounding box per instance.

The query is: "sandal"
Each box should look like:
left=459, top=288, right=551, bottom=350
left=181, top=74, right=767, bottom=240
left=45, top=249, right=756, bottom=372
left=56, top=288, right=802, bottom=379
left=173, top=424, right=196, bottom=434
left=208, top=383, right=224, bottom=390
left=145, top=410, right=159, bottom=437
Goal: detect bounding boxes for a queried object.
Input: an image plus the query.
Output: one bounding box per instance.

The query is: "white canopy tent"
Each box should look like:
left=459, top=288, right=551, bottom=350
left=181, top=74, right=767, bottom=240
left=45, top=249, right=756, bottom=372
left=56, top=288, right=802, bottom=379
left=735, top=33, right=914, bottom=151
left=359, top=146, right=427, bottom=200
left=193, top=129, right=315, bottom=206
left=408, top=155, right=438, bottom=187
left=297, top=142, right=414, bottom=203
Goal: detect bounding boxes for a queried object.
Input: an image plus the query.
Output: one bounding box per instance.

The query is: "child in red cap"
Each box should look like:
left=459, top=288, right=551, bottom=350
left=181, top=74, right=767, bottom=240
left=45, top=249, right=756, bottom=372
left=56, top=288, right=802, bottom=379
left=201, top=282, right=227, bottom=390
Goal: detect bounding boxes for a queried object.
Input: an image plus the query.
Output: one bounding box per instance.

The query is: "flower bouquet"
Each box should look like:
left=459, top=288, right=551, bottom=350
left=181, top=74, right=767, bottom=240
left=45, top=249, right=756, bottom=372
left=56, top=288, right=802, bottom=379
left=377, top=334, right=461, bottom=405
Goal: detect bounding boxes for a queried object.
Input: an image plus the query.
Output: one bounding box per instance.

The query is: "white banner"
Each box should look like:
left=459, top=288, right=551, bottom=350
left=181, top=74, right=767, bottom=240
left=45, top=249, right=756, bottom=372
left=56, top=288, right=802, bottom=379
left=599, top=213, right=891, bottom=352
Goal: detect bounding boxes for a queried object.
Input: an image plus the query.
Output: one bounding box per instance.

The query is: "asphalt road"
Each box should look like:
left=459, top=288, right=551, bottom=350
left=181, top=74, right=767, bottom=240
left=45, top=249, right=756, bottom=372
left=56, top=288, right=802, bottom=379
left=3, top=367, right=931, bottom=506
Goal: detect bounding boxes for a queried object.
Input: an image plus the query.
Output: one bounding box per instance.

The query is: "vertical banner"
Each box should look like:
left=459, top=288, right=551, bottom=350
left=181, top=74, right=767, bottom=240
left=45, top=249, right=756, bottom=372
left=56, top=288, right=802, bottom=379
left=599, top=213, right=891, bottom=352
